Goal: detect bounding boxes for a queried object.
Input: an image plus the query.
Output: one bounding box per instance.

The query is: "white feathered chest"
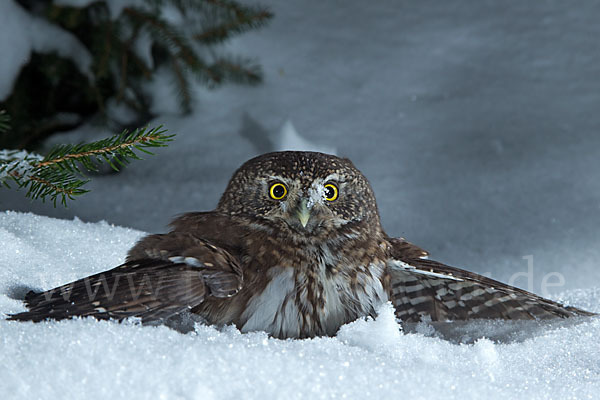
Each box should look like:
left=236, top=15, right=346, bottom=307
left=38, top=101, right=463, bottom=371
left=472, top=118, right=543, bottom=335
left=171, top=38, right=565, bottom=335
left=239, top=243, right=389, bottom=339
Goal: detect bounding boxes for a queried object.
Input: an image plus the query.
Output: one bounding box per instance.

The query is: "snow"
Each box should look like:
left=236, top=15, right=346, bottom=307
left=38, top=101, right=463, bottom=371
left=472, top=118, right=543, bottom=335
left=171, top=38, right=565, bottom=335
left=0, top=150, right=43, bottom=181
left=1, top=214, right=599, bottom=400
left=2, top=0, right=600, bottom=398
left=276, top=120, right=337, bottom=154
left=0, top=0, right=92, bottom=100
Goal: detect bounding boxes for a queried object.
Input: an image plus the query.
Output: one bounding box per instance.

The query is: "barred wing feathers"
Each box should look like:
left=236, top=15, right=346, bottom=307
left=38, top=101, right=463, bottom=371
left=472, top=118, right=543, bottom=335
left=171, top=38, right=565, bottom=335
left=9, top=232, right=243, bottom=323
left=388, top=243, right=593, bottom=322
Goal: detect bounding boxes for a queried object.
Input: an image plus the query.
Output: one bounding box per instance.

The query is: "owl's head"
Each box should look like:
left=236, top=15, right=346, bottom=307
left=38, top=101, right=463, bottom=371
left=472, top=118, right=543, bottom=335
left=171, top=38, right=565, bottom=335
left=217, top=151, right=381, bottom=237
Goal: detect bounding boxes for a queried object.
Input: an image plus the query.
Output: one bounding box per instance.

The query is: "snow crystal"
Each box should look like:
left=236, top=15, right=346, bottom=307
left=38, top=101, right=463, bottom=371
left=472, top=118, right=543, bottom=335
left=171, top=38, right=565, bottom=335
left=0, top=149, right=43, bottom=181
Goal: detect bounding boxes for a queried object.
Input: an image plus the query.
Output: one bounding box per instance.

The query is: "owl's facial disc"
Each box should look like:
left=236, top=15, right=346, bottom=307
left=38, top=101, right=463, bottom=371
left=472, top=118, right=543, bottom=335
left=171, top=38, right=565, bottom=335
left=264, top=177, right=347, bottom=234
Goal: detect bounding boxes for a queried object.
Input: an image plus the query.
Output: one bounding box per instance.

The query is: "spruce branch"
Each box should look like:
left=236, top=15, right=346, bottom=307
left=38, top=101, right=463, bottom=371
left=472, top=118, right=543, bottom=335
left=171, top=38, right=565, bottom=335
left=210, top=56, right=262, bottom=85
left=193, top=3, right=273, bottom=44
left=1, top=125, right=173, bottom=206
left=3, top=1, right=271, bottom=147
left=0, top=110, right=9, bottom=134
left=123, top=7, right=201, bottom=68
left=123, top=5, right=224, bottom=103
left=24, top=168, right=89, bottom=206
left=171, top=59, right=193, bottom=113
left=41, top=125, right=173, bottom=173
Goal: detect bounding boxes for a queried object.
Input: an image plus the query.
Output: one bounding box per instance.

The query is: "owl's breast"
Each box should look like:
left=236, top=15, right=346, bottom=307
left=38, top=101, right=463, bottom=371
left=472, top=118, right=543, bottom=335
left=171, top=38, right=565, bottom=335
left=237, top=254, right=389, bottom=339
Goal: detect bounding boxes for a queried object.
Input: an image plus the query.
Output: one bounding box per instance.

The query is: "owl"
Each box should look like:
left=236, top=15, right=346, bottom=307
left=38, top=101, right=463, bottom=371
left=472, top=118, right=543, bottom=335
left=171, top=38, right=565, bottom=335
left=9, top=151, right=593, bottom=338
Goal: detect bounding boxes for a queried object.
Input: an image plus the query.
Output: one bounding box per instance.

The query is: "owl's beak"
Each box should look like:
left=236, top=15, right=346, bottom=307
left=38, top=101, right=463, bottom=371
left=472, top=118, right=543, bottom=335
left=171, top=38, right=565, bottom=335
left=296, top=198, right=311, bottom=228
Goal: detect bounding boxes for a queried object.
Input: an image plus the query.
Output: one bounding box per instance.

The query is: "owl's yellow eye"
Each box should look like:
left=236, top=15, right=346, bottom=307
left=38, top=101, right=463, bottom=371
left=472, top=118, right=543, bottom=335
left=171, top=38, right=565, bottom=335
left=269, top=183, right=288, bottom=200
left=324, top=183, right=338, bottom=201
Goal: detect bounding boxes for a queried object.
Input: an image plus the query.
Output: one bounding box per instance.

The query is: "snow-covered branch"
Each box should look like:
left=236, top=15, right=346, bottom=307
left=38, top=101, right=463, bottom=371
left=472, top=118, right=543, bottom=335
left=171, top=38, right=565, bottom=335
left=1, top=125, right=173, bottom=206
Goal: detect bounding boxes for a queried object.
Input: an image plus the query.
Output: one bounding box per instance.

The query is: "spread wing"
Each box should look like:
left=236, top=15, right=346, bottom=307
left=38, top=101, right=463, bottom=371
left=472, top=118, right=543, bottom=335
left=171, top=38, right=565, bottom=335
left=387, top=237, right=429, bottom=259
left=9, top=232, right=243, bottom=323
left=388, top=240, right=594, bottom=322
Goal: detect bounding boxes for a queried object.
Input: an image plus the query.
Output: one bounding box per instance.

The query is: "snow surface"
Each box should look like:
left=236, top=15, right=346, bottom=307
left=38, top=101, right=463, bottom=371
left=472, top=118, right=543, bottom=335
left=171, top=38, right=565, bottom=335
left=1, top=212, right=600, bottom=400
left=2, top=1, right=600, bottom=398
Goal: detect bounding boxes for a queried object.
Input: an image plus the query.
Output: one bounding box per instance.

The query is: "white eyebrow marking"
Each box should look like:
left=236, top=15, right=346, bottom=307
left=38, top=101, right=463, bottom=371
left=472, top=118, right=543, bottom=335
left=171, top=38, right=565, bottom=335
left=322, top=173, right=341, bottom=182
left=268, top=175, right=287, bottom=182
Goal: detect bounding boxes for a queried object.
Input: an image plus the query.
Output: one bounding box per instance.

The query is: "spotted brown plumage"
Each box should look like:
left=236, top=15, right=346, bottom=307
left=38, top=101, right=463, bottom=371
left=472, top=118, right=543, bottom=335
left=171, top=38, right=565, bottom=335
left=9, top=151, right=594, bottom=337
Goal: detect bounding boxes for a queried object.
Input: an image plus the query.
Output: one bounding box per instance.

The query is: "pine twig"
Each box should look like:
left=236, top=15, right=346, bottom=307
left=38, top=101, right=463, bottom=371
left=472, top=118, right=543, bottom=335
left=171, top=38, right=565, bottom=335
left=1, top=125, right=173, bottom=206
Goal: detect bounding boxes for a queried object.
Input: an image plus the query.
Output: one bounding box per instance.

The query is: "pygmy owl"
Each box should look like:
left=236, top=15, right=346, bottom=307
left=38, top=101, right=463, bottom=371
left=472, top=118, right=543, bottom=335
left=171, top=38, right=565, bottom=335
left=9, top=151, right=593, bottom=338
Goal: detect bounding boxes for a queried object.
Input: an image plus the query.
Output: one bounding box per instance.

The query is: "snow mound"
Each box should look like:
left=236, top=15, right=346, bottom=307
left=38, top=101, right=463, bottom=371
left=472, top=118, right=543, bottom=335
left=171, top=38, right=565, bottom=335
left=276, top=120, right=337, bottom=154
left=1, top=212, right=599, bottom=400
left=0, top=0, right=91, bottom=100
